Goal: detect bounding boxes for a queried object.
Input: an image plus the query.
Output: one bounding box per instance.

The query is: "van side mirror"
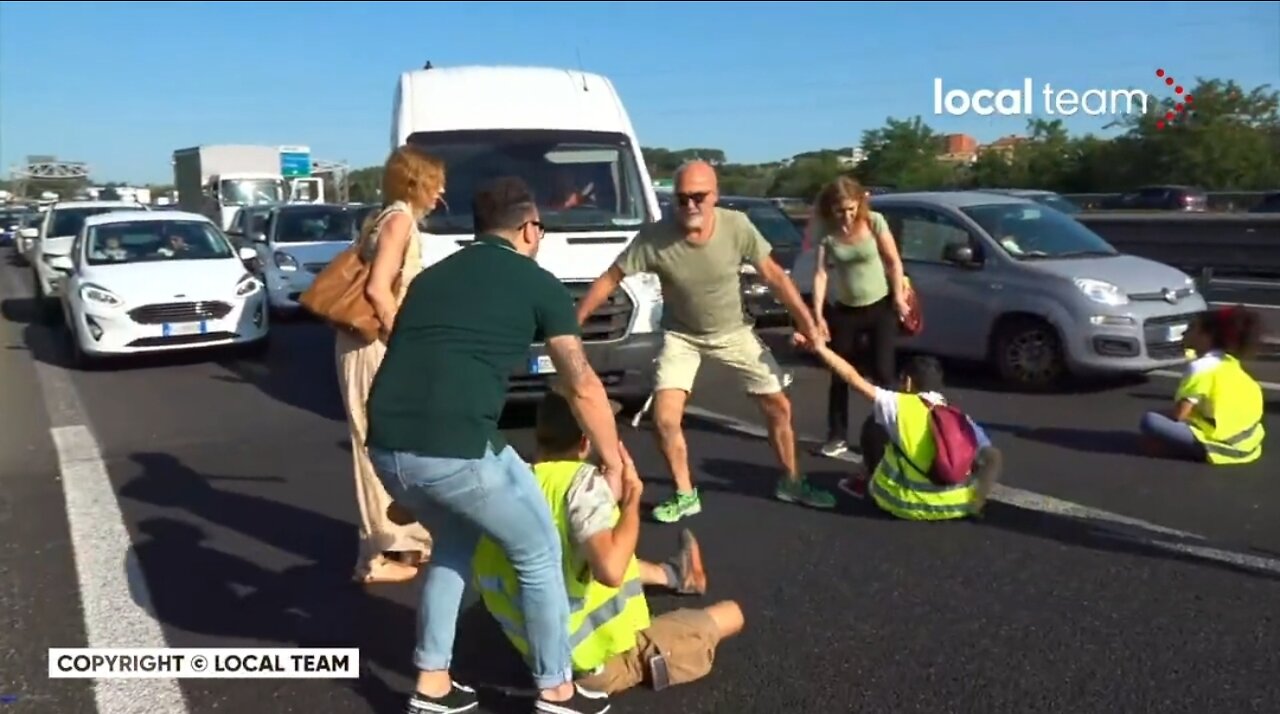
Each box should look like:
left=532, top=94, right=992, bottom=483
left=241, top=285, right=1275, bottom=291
left=943, top=242, right=978, bottom=266
left=19, top=227, right=38, bottom=239
left=238, top=247, right=257, bottom=262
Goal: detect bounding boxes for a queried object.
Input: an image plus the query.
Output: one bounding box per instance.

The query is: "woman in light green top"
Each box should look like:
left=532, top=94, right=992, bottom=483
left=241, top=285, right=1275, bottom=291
left=810, top=176, right=910, bottom=459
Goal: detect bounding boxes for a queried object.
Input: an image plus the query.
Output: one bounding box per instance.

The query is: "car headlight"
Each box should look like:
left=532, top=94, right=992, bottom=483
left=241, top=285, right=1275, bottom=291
left=630, top=272, right=662, bottom=297
left=1074, top=277, right=1128, bottom=306
left=235, top=273, right=261, bottom=297
left=273, top=251, right=298, bottom=272
left=81, top=283, right=123, bottom=307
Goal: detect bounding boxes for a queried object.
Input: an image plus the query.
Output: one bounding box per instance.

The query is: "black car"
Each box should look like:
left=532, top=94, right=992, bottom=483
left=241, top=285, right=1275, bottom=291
left=717, top=196, right=805, bottom=324
left=1101, top=185, right=1208, bottom=211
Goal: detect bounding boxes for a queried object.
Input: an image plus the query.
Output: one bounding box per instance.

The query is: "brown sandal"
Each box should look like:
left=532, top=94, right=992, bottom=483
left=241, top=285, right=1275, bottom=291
left=354, top=555, right=420, bottom=584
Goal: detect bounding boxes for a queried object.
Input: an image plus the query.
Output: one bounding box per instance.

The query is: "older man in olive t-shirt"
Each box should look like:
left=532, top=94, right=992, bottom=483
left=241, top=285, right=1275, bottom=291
left=575, top=160, right=835, bottom=523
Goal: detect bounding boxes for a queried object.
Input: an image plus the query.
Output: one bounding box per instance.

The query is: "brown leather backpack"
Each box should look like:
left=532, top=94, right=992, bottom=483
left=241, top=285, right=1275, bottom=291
left=298, top=206, right=401, bottom=343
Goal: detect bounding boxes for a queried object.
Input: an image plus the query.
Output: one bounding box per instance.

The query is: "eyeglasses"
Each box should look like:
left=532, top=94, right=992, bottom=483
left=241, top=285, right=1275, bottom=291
left=675, top=192, right=711, bottom=206
left=522, top=220, right=545, bottom=236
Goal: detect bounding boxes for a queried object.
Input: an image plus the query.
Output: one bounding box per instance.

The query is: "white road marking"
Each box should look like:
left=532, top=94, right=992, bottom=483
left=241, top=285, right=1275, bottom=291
left=1, top=268, right=190, bottom=713
left=682, top=403, right=1280, bottom=576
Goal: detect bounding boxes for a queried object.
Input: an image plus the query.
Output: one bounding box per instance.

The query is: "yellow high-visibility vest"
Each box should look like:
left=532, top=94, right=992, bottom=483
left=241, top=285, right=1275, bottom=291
left=869, top=393, right=982, bottom=521
left=471, top=460, right=651, bottom=674
left=1176, top=353, right=1265, bottom=465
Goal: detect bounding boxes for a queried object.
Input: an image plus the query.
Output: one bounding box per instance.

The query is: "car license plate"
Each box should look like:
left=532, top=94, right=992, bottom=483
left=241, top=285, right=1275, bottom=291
left=163, top=321, right=206, bottom=337
left=529, top=355, right=555, bottom=374
left=1165, top=323, right=1188, bottom=342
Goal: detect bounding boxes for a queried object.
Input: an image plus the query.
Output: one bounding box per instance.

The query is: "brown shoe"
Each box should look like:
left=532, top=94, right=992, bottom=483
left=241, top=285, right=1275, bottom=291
left=673, top=529, right=707, bottom=595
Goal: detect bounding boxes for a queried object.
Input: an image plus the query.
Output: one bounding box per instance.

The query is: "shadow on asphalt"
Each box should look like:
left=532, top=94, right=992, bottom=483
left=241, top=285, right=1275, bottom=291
left=119, top=452, right=564, bottom=713
left=981, top=501, right=1280, bottom=583
left=755, top=328, right=1152, bottom=396
left=981, top=422, right=1146, bottom=457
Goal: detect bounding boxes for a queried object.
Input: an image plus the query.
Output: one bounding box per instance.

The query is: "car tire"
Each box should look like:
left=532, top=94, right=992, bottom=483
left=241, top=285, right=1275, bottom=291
left=992, top=316, right=1066, bottom=391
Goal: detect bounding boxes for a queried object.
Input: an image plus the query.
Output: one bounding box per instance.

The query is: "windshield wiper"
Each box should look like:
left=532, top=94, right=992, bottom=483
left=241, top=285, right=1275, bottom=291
left=1055, top=250, right=1117, bottom=258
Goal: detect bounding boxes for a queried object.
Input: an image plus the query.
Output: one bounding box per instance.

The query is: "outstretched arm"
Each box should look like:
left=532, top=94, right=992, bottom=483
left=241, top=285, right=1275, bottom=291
left=575, top=265, right=624, bottom=326
left=546, top=334, right=624, bottom=495
left=797, top=334, right=878, bottom=402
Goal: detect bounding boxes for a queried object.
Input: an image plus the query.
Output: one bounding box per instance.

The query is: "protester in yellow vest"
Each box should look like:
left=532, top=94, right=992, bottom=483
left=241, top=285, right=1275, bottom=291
left=1139, top=306, right=1266, bottom=464
left=794, top=334, right=1003, bottom=520
left=389, top=393, right=745, bottom=698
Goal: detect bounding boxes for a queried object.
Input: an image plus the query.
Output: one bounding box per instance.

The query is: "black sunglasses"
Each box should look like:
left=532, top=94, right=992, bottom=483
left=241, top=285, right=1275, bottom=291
left=522, top=219, right=545, bottom=235
left=675, top=192, right=711, bottom=206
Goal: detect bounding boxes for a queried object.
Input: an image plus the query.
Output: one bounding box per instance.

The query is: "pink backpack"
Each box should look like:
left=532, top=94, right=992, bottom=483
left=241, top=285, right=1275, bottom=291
left=894, top=396, right=980, bottom=485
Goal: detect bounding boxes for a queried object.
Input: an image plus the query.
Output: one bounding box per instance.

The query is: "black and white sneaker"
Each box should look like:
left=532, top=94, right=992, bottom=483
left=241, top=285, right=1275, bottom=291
left=534, top=683, right=611, bottom=714
left=405, top=681, right=478, bottom=713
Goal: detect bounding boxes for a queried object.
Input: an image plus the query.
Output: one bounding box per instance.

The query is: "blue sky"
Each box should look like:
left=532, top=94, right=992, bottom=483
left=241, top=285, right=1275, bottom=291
left=1, top=1, right=1276, bottom=184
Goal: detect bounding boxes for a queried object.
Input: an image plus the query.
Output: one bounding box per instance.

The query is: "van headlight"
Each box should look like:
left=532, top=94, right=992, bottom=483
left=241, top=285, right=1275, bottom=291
left=631, top=272, right=662, bottom=298
left=235, top=273, right=261, bottom=297
left=1074, top=277, right=1128, bottom=306
left=81, top=283, right=123, bottom=307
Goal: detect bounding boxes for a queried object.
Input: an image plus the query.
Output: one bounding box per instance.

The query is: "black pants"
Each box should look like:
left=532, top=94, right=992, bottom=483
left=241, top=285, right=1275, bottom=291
left=824, top=297, right=897, bottom=442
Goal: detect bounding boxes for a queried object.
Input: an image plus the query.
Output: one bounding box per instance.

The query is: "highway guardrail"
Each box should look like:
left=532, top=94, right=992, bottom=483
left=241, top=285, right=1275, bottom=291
left=1063, top=191, right=1274, bottom=212
left=1076, top=212, right=1280, bottom=280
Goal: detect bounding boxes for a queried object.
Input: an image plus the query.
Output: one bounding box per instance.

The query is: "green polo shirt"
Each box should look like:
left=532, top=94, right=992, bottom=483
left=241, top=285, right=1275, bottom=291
left=366, top=234, right=582, bottom=459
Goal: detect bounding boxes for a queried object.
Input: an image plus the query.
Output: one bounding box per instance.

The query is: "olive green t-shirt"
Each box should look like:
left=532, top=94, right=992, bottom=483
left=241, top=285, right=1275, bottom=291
left=366, top=234, right=581, bottom=460
left=614, top=207, right=772, bottom=336
left=822, top=211, right=891, bottom=308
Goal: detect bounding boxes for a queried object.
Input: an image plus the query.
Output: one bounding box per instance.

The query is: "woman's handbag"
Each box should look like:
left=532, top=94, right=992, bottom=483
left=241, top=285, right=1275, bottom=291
left=898, top=276, right=923, bottom=337
left=298, top=207, right=398, bottom=343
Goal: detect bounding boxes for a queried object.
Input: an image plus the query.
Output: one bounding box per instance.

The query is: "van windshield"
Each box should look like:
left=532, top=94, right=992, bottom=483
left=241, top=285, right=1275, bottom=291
left=961, top=202, right=1118, bottom=260
left=407, top=129, right=651, bottom=234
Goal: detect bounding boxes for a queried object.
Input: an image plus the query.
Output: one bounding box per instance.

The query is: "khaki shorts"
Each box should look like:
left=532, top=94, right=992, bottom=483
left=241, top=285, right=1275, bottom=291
left=655, top=326, right=786, bottom=396
left=577, top=608, right=722, bottom=695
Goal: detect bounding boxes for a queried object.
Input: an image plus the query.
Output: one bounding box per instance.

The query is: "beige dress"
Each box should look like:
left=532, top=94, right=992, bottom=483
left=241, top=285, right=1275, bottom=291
left=335, top=200, right=432, bottom=579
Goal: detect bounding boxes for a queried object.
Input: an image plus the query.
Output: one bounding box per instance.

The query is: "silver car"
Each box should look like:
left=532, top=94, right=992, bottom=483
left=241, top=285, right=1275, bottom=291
left=791, top=191, right=1208, bottom=389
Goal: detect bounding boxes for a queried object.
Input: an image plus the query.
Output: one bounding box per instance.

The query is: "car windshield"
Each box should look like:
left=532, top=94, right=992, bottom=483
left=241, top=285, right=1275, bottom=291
left=50, top=206, right=142, bottom=237
left=221, top=179, right=283, bottom=207
left=86, top=220, right=235, bottom=266
left=407, top=129, right=651, bottom=234
left=274, top=206, right=355, bottom=243
left=961, top=203, right=1118, bottom=259
left=723, top=203, right=804, bottom=247
left=1031, top=194, right=1081, bottom=215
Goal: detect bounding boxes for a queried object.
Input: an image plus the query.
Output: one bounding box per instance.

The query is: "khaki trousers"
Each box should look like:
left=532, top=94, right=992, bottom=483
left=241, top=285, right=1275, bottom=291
left=335, top=330, right=433, bottom=576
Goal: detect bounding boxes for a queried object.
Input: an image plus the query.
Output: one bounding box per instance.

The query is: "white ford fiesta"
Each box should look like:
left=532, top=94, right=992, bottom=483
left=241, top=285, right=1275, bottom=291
left=57, top=210, right=270, bottom=365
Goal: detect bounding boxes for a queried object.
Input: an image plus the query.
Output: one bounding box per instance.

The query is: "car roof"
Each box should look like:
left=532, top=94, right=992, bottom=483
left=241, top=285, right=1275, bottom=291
left=82, top=210, right=213, bottom=227
left=269, top=202, right=349, bottom=211
left=51, top=200, right=147, bottom=210
left=871, top=191, right=1034, bottom=208
left=717, top=195, right=778, bottom=208
left=972, top=188, right=1057, bottom=197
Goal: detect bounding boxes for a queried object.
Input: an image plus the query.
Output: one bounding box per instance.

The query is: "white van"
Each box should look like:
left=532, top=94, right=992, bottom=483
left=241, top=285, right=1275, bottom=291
left=391, top=64, right=664, bottom=407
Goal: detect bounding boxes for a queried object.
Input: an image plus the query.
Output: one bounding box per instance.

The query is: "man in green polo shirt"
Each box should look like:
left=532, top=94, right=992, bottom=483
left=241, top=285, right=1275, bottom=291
left=365, top=176, right=622, bottom=714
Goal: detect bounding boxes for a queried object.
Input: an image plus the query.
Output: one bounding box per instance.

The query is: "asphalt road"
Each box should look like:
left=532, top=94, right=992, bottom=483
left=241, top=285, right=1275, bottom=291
left=2, top=256, right=1279, bottom=714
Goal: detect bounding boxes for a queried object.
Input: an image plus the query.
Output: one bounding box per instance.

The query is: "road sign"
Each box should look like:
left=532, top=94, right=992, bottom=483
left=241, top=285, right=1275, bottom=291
left=280, top=151, right=312, bottom=178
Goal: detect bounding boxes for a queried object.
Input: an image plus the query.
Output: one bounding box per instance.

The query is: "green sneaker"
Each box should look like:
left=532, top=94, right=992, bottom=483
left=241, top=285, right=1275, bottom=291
left=653, top=490, right=702, bottom=523
left=775, top=477, right=837, bottom=509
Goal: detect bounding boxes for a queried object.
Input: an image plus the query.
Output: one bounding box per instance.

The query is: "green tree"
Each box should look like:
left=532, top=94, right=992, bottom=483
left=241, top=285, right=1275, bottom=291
left=854, top=116, right=956, bottom=189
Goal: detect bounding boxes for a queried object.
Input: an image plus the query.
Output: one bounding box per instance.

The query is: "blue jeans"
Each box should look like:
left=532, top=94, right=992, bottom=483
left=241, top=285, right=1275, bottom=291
left=1139, top=411, right=1208, bottom=462
left=368, top=443, right=573, bottom=690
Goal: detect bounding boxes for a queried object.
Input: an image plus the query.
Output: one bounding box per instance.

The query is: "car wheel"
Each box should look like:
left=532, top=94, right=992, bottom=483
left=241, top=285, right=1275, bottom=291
left=992, top=316, right=1066, bottom=390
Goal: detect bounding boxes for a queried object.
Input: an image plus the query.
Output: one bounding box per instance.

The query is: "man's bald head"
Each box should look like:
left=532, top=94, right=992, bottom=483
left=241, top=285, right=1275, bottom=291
left=671, top=160, right=718, bottom=233
left=674, top=160, right=718, bottom=192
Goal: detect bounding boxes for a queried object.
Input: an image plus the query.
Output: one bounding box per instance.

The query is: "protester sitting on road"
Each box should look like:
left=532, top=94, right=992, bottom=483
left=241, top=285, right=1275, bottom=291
left=795, top=333, right=1002, bottom=520
left=365, top=175, right=625, bottom=714
left=575, top=159, right=834, bottom=524
left=1139, top=306, right=1266, bottom=465
left=387, top=392, right=745, bottom=699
